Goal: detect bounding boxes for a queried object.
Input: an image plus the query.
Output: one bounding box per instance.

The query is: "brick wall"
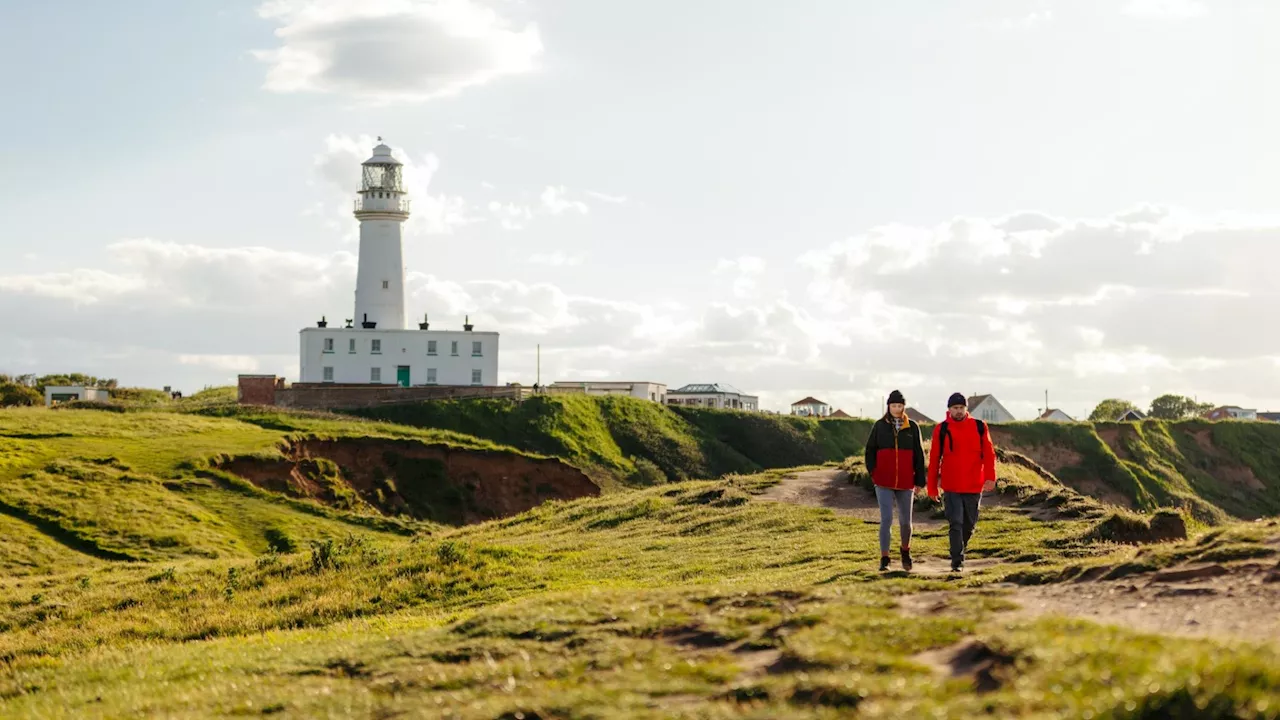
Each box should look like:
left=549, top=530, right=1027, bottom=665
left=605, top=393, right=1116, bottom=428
left=275, top=384, right=521, bottom=410
left=238, top=375, right=280, bottom=405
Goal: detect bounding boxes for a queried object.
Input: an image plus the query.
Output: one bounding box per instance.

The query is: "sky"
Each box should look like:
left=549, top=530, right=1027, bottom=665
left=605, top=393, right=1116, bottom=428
left=1, top=0, right=1278, bottom=419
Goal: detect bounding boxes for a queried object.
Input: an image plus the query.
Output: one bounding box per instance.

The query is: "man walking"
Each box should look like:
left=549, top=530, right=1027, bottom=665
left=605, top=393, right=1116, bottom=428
left=927, top=392, right=996, bottom=572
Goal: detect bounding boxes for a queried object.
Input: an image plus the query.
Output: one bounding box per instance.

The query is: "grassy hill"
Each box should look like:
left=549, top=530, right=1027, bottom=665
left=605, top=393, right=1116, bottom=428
left=351, top=396, right=871, bottom=487
left=355, top=396, right=1280, bottom=523
left=4, top=401, right=1280, bottom=717
left=2, top=455, right=1279, bottom=717
left=989, top=419, right=1280, bottom=524
left=0, top=405, right=593, bottom=576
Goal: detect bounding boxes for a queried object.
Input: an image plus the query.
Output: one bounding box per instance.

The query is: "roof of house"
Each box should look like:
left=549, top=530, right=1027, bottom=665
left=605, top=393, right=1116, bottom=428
left=905, top=407, right=936, bottom=424
left=1117, top=408, right=1146, bottom=420
left=791, top=396, right=829, bottom=406
left=1259, top=412, right=1280, bottom=422
left=830, top=409, right=851, bottom=418
left=1038, top=408, right=1075, bottom=421
left=671, top=383, right=748, bottom=395
left=967, top=394, right=992, bottom=411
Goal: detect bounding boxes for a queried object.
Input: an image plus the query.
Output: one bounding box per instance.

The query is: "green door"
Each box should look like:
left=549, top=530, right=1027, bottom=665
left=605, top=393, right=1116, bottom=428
left=396, top=366, right=411, bottom=387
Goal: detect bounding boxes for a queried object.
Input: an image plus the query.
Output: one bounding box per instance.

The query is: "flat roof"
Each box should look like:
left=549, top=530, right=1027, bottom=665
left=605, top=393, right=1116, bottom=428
left=301, top=327, right=499, bottom=335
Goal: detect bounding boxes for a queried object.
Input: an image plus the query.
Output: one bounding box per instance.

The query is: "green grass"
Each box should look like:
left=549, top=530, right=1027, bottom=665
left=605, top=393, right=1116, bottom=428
left=993, top=419, right=1280, bottom=522
left=4, top=403, right=1280, bottom=717
left=353, top=395, right=869, bottom=487
left=2, top=467, right=1278, bottom=717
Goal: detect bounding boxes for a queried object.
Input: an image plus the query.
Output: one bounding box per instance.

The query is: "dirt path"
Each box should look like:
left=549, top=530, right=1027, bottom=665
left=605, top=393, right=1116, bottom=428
left=758, top=468, right=942, bottom=529
left=1011, top=560, right=1280, bottom=643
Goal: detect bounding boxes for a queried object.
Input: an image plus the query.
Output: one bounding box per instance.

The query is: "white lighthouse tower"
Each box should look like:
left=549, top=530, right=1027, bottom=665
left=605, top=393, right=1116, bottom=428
left=353, top=139, right=409, bottom=331
left=295, top=138, right=500, bottom=389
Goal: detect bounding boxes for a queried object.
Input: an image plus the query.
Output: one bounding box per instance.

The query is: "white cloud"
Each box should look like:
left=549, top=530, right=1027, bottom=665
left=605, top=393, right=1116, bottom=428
left=254, top=0, right=543, bottom=104
left=540, top=186, right=590, bottom=216
left=1122, top=0, right=1209, bottom=19
left=178, top=354, right=264, bottom=373
left=584, top=191, right=628, bottom=205
left=488, top=201, right=534, bottom=230
left=6, top=204, right=1280, bottom=418
left=529, top=251, right=583, bottom=267
left=715, top=256, right=766, bottom=299
left=978, top=9, right=1054, bottom=31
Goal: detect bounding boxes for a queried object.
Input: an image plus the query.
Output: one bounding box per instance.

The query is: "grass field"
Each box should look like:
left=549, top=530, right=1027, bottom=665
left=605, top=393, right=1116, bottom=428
left=3, top=402, right=1280, bottom=718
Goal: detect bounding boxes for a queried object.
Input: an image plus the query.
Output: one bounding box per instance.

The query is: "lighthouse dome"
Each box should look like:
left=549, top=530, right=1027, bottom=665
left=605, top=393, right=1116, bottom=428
left=363, top=141, right=402, bottom=166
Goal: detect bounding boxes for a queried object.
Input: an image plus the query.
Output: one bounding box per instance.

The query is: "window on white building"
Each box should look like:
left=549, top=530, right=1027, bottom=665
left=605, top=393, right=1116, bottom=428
left=323, top=338, right=334, bottom=353
left=471, top=369, right=482, bottom=385
left=382, top=280, right=389, bottom=289
left=427, top=368, right=437, bottom=384
left=323, top=366, right=334, bottom=382
left=451, top=341, right=459, bottom=356
left=472, top=341, right=482, bottom=356
left=348, top=338, right=356, bottom=354
left=427, top=340, right=437, bottom=356
left=371, top=367, right=381, bottom=383
left=371, top=339, right=381, bottom=354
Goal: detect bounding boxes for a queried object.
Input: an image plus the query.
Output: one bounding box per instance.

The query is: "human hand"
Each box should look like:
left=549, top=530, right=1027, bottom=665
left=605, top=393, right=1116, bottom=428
left=982, top=479, right=996, bottom=493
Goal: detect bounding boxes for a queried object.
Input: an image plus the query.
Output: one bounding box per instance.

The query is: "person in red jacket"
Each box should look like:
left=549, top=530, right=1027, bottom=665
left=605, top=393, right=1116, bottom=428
left=927, top=392, right=997, bottom=572
left=863, top=390, right=926, bottom=572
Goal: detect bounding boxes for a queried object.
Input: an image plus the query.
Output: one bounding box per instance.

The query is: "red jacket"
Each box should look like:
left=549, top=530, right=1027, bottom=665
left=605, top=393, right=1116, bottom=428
left=927, top=415, right=996, bottom=497
left=864, top=415, right=926, bottom=490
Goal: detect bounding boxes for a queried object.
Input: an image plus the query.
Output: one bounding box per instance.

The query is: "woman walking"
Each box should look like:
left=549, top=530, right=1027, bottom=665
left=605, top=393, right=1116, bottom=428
left=863, top=390, right=927, bottom=571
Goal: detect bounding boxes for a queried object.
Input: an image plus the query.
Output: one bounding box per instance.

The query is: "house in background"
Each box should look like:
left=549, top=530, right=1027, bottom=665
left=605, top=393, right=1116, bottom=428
left=44, top=386, right=110, bottom=407
left=791, top=397, right=832, bottom=417
left=1259, top=412, right=1280, bottom=423
left=968, top=394, right=1016, bottom=423
left=1117, top=408, right=1146, bottom=422
left=548, top=381, right=667, bottom=403
left=830, top=409, right=852, bottom=418
left=905, top=407, right=936, bottom=424
left=667, top=383, right=758, bottom=411
left=1037, top=408, right=1075, bottom=423
left=1203, top=406, right=1258, bottom=421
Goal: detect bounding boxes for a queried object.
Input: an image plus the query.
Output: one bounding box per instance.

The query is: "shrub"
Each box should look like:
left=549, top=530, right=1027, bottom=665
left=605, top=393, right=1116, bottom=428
left=626, top=456, right=668, bottom=486
left=264, top=527, right=297, bottom=554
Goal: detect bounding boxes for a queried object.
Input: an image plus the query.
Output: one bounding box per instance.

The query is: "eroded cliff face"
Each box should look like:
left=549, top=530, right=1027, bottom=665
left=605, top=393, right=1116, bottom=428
left=218, top=437, right=599, bottom=525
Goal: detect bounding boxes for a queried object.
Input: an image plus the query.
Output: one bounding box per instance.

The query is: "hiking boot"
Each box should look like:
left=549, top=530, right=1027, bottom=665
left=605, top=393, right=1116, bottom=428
left=879, top=556, right=891, bottom=572
left=951, top=560, right=963, bottom=573
left=900, top=548, right=913, bottom=572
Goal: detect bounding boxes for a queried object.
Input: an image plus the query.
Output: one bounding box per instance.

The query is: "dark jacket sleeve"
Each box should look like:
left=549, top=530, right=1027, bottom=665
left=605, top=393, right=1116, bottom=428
left=864, top=421, right=879, bottom=473
left=913, top=424, right=927, bottom=485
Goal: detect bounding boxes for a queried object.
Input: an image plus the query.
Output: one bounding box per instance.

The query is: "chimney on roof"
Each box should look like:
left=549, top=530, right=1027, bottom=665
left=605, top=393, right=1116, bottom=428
left=418, top=312, right=430, bottom=331
left=464, top=315, right=474, bottom=332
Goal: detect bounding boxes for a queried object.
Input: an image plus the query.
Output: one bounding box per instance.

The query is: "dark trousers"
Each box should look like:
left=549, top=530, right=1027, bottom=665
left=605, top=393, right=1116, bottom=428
left=943, top=492, right=981, bottom=564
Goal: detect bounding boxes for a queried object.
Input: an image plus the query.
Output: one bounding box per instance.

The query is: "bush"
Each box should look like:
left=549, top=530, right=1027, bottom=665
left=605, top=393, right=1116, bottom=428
left=0, top=383, right=41, bottom=407
left=264, top=527, right=297, bottom=553
left=626, top=456, right=668, bottom=486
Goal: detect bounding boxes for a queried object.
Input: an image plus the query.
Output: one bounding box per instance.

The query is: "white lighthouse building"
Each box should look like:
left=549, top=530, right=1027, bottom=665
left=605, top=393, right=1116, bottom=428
left=298, top=140, right=500, bottom=387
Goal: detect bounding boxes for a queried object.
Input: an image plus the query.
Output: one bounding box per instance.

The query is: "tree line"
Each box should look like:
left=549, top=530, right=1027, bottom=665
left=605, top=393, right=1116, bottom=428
left=0, top=374, right=119, bottom=407
left=1088, top=394, right=1215, bottom=422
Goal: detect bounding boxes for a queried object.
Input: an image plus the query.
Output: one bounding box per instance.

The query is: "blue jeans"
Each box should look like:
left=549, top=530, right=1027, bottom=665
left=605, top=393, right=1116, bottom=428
left=875, top=486, right=914, bottom=554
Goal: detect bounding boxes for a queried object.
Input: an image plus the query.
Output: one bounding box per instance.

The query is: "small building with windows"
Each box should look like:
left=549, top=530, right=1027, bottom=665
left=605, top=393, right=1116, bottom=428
left=667, top=383, right=758, bottom=411
left=299, top=325, right=499, bottom=387
left=297, top=139, right=500, bottom=387
left=790, top=396, right=832, bottom=417
left=968, top=394, right=1016, bottom=423
left=44, top=386, right=110, bottom=407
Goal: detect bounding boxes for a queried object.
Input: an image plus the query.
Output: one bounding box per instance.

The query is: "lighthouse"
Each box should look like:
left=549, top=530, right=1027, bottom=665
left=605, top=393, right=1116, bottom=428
left=296, top=139, right=500, bottom=389
left=353, top=140, right=409, bottom=331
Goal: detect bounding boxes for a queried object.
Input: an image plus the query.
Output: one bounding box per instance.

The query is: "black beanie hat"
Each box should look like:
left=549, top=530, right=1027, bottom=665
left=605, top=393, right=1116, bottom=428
left=947, top=392, right=967, bottom=408
left=887, top=390, right=905, bottom=406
